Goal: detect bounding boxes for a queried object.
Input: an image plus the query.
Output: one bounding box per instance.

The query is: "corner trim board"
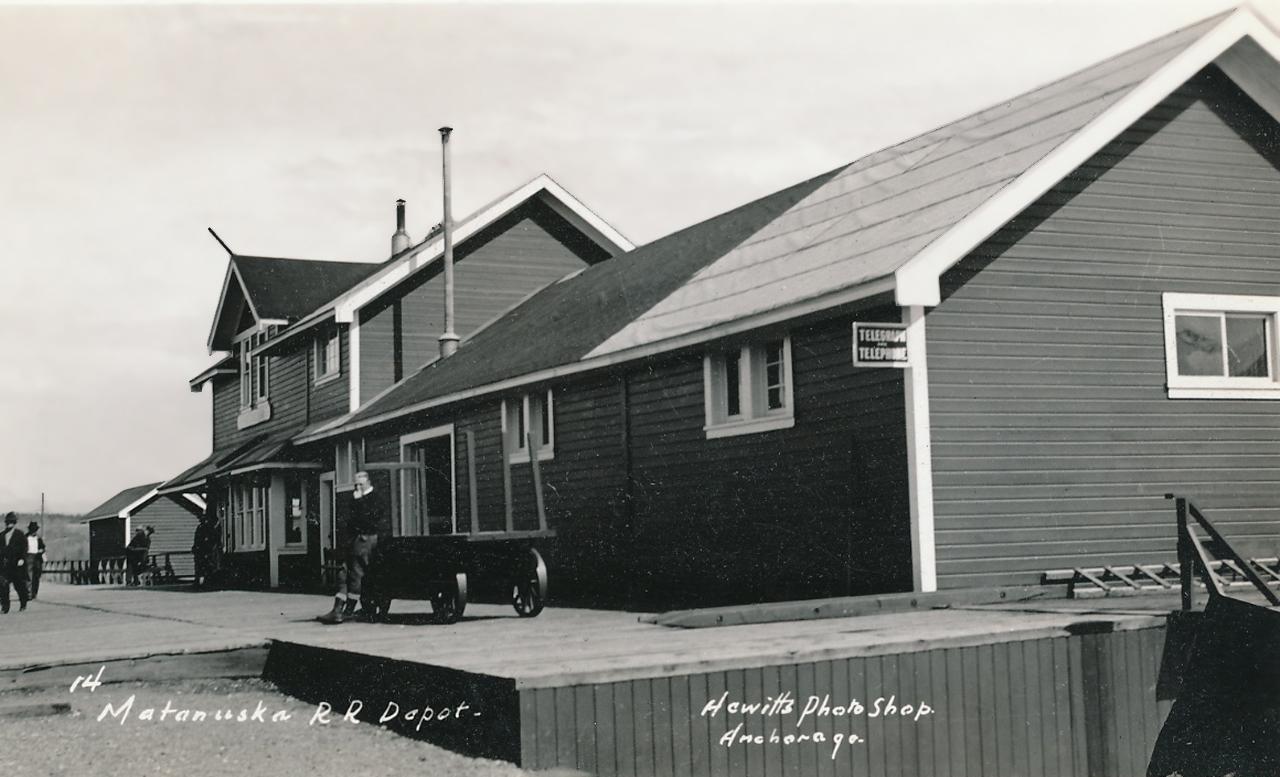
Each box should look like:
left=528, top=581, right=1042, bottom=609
left=902, top=305, right=937, bottom=593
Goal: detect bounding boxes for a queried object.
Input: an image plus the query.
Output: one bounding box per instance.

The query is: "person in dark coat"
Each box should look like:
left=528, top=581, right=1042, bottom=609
left=318, top=471, right=380, bottom=624
left=125, top=526, right=154, bottom=586
left=0, top=512, right=30, bottom=612
left=25, top=521, right=45, bottom=600
left=191, top=511, right=220, bottom=589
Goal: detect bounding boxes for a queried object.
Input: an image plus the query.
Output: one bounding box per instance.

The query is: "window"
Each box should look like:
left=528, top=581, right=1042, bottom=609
left=314, top=330, right=340, bottom=384
left=502, top=390, right=554, bottom=462
left=283, top=474, right=306, bottom=548
left=704, top=336, right=795, bottom=438
left=226, top=480, right=268, bottom=551
left=335, top=440, right=361, bottom=490
left=236, top=325, right=276, bottom=428
left=1162, top=293, right=1280, bottom=399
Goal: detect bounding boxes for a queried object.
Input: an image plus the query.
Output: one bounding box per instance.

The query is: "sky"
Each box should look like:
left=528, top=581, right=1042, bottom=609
left=0, top=0, right=1266, bottom=514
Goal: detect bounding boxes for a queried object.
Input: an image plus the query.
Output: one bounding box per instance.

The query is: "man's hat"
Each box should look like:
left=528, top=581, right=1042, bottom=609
left=3, top=512, right=15, bottom=525
left=27, top=521, right=38, bottom=532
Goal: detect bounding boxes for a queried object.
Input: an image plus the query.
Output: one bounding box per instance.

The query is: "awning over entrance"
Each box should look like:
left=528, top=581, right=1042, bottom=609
left=157, top=428, right=318, bottom=495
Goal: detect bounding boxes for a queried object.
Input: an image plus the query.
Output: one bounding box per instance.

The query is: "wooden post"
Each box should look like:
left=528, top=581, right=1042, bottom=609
left=465, top=430, right=479, bottom=535
left=528, top=433, right=547, bottom=532
left=1176, top=497, right=1194, bottom=611
left=501, top=421, right=514, bottom=533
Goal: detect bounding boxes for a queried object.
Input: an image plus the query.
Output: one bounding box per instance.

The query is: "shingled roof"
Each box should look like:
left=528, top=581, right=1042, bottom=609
left=304, top=8, right=1280, bottom=439
left=233, top=256, right=382, bottom=321
left=83, top=482, right=162, bottom=521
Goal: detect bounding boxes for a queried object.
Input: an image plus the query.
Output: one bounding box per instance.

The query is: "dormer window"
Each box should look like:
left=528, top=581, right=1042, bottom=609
left=236, top=325, right=276, bottom=428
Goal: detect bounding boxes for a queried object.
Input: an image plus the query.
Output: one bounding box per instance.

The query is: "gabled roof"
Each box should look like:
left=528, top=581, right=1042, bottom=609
left=258, top=174, right=634, bottom=356
left=299, top=169, right=843, bottom=438
left=83, top=482, right=162, bottom=521
left=299, top=7, right=1280, bottom=441
left=206, top=255, right=379, bottom=352
left=593, top=8, right=1255, bottom=354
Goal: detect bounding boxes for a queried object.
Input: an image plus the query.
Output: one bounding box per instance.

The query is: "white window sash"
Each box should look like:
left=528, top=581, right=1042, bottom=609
left=703, top=335, right=795, bottom=437
left=1162, top=292, right=1280, bottom=399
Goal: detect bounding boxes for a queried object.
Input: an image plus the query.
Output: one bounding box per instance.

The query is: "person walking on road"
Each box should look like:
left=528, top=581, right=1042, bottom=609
left=0, top=513, right=30, bottom=612
left=25, top=521, right=45, bottom=600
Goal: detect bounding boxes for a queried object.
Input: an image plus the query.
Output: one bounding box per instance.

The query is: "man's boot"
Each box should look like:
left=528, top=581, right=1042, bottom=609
left=343, top=598, right=359, bottom=620
left=316, top=597, right=346, bottom=625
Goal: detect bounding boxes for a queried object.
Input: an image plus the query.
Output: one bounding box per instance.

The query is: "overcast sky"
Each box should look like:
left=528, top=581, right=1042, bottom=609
left=0, top=0, right=1264, bottom=513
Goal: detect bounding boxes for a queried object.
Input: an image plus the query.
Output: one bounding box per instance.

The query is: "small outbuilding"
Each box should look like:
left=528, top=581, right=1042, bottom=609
left=82, top=482, right=204, bottom=579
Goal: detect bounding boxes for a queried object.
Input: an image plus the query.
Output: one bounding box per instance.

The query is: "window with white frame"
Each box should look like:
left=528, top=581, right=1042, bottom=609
left=227, top=480, right=268, bottom=552
left=502, top=390, right=554, bottom=462
left=704, top=336, right=795, bottom=438
left=314, top=330, right=340, bottom=384
left=1163, top=293, right=1280, bottom=399
left=237, top=326, right=276, bottom=408
left=335, top=440, right=360, bottom=490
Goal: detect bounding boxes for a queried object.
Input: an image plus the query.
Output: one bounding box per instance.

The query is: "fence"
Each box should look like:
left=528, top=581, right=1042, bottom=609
left=43, top=552, right=194, bottom=585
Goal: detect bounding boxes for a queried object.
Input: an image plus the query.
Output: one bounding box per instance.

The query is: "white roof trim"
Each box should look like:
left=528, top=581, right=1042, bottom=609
left=117, top=487, right=161, bottom=519
left=205, top=260, right=263, bottom=354
left=332, top=174, right=633, bottom=323
left=894, top=8, right=1280, bottom=307
left=295, top=276, right=894, bottom=444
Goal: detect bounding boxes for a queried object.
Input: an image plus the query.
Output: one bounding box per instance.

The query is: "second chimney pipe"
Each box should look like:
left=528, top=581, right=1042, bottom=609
left=438, top=127, right=459, bottom=358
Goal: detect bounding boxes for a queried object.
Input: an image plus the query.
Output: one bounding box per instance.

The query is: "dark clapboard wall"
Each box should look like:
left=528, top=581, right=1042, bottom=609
left=928, top=69, right=1280, bottom=588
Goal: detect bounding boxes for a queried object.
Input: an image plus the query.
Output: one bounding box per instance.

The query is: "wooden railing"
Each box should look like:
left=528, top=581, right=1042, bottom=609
left=1168, top=493, right=1280, bottom=610
left=44, top=552, right=194, bottom=586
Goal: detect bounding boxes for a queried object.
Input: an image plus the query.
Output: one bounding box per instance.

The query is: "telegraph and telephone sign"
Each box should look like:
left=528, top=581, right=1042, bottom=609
left=853, top=322, right=909, bottom=367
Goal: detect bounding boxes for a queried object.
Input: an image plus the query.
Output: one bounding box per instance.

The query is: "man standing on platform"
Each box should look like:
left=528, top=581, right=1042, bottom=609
left=317, top=471, right=379, bottom=624
left=0, top=513, right=30, bottom=613
left=25, top=521, right=45, bottom=600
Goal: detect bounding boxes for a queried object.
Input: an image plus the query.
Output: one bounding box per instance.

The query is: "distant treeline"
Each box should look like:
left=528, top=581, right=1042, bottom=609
left=15, top=513, right=89, bottom=560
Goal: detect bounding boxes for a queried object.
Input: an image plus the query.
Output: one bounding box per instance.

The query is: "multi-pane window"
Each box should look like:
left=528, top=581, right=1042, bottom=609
left=315, top=331, right=340, bottom=383
left=503, top=390, right=554, bottom=462
left=227, top=481, right=268, bottom=551
left=704, top=336, right=794, bottom=438
left=237, top=326, right=275, bottom=408
left=1162, top=293, right=1280, bottom=399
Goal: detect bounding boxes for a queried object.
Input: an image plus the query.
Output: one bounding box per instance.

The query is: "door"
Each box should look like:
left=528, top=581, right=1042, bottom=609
left=318, top=472, right=336, bottom=577
left=400, top=426, right=455, bottom=535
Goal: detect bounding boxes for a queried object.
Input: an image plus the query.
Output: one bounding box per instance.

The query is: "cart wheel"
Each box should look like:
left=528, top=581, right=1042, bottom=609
left=431, top=573, right=468, bottom=624
left=512, top=548, right=548, bottom=618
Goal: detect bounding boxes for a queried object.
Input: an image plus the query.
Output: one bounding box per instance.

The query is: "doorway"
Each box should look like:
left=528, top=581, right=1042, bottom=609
left=400, top=425, right=456, bottom=535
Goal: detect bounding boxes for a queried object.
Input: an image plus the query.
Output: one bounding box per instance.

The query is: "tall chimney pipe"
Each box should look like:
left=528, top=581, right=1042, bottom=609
left=438, top=127, right=459, bottom=358
left=391, top=198, right=410, bottom=255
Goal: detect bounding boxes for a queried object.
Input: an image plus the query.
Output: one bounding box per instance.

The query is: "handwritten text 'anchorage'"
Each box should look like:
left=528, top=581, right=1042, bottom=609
left=702, top=691, right=935, bottom=760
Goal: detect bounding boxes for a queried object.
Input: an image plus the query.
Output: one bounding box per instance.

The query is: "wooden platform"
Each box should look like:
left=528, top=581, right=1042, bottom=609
left=4, top=582, right=1205, bottom=776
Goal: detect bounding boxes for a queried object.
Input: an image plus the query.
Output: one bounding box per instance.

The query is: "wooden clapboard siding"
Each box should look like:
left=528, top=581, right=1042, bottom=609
left=928, top=69, right=1280, bottom=589
left=359, top=200, right=610, bottom=402
left=210, top=341, right=312, bottom=452
left=518, top=625, right=1170, bottom=777
left=131, top=496, right=201, bottom=577
left=353, top=306, right=911, bottom=608
left=624, top=311, right=912, bottom=609
left=88, top=517, right=126, bottom=567
left=309, top=325, right=350, bottom=423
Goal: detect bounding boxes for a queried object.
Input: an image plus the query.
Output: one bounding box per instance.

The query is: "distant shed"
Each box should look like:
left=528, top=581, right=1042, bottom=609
left=82, top=483, right=204, bottom=578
